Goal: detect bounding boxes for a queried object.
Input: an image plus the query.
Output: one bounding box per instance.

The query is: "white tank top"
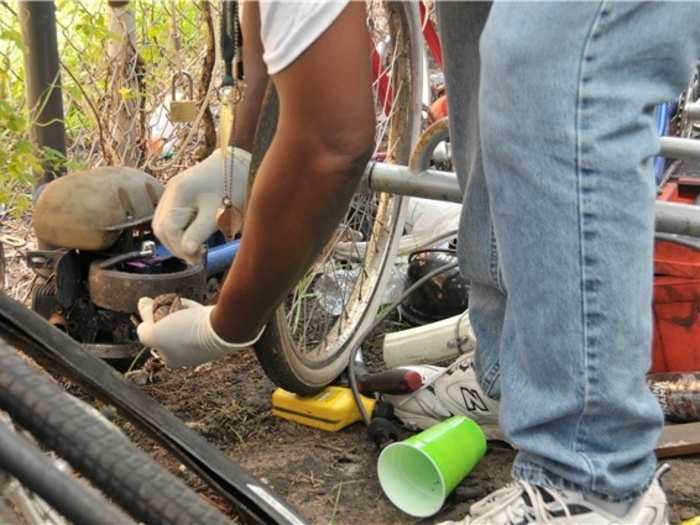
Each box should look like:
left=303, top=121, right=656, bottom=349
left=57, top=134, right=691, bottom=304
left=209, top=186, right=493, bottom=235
left=256, top=1, right=349, bottom=74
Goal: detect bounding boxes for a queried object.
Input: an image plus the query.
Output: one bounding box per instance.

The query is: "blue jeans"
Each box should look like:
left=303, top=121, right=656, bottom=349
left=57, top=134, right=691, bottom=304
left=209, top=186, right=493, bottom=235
left=437, top=1, right=700, bottom=500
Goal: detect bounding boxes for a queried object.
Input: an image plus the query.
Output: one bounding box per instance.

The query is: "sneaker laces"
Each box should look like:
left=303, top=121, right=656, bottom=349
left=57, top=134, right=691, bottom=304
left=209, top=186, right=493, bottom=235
left=470, top=482, right=521, bottom=515
left=472, top=481, right=572, bottom=525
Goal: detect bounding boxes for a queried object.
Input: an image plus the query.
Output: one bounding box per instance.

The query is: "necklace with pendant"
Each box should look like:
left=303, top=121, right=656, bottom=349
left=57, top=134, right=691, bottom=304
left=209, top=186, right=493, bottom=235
left=215, top=84, right=244, bottom=241
left=215, top=1, right=244, bottom=241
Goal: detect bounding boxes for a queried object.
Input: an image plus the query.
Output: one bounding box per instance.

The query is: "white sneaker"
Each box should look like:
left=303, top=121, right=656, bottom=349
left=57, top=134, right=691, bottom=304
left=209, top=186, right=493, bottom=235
left=383, top=353, right=503, bottom=440
left=438, top=464, right=670, bottom=525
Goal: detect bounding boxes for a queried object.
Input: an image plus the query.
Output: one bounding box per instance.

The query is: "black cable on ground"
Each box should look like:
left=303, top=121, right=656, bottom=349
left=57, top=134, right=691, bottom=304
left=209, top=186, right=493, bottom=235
left=0, top=420, right=134, bottom=525
left=348, top=259, right=459, bottom=425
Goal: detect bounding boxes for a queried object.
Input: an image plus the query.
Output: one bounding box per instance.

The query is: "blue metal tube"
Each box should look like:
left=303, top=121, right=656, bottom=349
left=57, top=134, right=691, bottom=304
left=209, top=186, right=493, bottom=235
left=205, top=239, right=241, bottom=275
left=153, top=239, right=240, bottom=275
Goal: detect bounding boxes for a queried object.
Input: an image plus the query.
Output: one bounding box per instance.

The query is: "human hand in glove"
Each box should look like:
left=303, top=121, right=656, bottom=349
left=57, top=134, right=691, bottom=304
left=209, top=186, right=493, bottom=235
left=136, top=297, right=264, bottom=368
left=152, top=147, right=251, bottom=265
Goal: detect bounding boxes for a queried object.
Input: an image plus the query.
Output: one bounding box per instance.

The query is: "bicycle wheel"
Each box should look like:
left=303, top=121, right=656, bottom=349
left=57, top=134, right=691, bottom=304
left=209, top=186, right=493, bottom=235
left=0, top=416, right=133, bottom=525
left=250, top=2, right=424, bottom=394
left=0, top=339, right=233, bottom=525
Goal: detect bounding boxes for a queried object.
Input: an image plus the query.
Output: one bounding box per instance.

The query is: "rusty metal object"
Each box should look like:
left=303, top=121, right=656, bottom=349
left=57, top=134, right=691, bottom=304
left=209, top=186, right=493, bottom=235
left=152, top=293, right=185, bottom=322
left=649, top=372, right=700, bottom=422
left=410, top=117, right=450, bottom=172
left=32, top=166, right=163, bottom=251
left=88, top=260, right=206, bottom=313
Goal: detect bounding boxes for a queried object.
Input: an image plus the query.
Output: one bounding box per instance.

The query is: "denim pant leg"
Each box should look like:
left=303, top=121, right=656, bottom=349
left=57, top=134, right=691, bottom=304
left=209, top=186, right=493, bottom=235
left=478, top=2, right=700, bottom=499
left=436, top=2, right=504, bottom=399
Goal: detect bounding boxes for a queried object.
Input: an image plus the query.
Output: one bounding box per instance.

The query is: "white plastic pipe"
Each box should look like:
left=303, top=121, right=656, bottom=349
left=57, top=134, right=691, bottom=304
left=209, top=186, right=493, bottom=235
left=383, top=312, right=475, bottom=367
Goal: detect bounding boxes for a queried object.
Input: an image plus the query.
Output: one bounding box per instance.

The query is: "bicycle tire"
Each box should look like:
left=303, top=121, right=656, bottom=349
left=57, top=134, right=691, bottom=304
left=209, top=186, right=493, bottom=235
left=250, top=2, right=424, bottom=395
left=0, top=420, right=134, bottom=525
left=0, top=339, right=233, bottom=525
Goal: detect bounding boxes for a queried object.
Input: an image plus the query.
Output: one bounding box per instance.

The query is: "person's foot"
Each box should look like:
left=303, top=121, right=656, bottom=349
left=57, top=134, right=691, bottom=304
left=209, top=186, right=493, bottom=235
left=382, top=353, right=503, bottom=440
left=438, top=465, right=670, bottom=525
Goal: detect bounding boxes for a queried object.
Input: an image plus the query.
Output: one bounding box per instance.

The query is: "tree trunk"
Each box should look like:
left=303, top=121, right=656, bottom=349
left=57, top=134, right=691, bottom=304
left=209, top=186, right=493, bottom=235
left=197, top=1, right=217, bottom=159
left=106, top=1, right=143, bottom=166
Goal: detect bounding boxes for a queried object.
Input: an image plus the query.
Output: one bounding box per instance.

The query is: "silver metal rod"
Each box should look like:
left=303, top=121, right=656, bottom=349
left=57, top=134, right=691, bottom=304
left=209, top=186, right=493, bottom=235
left=655, top=201, right=700, bottom=236
left=364, top=162, right=462, bottom=203
left=683, top=102, right=700, bottom=122
left=659, top=137, right=700, bottom=160
left=365, top=161, right=700, bottom=235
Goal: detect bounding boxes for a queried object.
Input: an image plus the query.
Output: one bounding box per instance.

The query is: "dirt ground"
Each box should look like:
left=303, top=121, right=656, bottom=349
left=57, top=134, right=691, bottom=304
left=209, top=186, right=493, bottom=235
left=92, top=349, right=697, bottom=525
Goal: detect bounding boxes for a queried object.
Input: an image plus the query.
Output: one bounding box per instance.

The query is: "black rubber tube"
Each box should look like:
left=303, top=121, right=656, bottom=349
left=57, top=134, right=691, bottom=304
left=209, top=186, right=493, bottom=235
left=0, top=340, right=233, bottom=525
left=0, top=421, right=134, bottom=525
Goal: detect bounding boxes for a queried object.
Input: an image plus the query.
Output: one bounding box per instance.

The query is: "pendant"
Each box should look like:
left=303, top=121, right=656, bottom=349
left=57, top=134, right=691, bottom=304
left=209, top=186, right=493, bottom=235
left=215, top=204, right=242, bottom=241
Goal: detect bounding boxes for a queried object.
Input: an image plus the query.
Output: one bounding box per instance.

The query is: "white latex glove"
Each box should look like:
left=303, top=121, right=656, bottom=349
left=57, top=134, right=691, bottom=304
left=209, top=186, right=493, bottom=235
left=136, top=297, right=264, bottom=368
left=152, top=147, right=251, bottom=265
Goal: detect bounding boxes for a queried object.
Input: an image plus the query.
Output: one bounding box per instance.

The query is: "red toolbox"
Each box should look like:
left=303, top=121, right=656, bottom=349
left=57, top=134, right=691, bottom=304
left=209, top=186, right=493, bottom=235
left=652, top=178, right=700, bottom=373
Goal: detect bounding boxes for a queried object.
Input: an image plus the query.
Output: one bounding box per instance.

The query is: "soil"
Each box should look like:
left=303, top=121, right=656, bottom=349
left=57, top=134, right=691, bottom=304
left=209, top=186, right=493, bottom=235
left=95, top=348, right=699, bottom=525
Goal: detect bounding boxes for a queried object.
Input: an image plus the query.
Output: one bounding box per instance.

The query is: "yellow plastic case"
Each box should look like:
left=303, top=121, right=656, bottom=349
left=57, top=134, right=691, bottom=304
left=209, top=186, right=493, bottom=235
left=272, top=386, right=376, bottom=432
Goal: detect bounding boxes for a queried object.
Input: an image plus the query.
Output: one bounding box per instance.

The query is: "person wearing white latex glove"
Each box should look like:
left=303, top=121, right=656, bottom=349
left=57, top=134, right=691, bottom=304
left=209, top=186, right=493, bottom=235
left=138, top=4, right=374, bottom=367
left=136, top=297, right=264, bottom=368
left=152, top=146, right=251, bottom=265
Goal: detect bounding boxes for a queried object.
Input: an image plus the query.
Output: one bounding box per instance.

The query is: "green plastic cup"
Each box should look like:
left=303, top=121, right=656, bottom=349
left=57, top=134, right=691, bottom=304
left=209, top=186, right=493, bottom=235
left=377, top=415, right=486, bottom=517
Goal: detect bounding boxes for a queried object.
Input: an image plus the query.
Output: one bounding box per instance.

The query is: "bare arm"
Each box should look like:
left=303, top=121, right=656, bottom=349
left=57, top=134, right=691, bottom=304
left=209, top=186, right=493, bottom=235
left=229, top=1, right=268, bottom=152
left=211, top=3, right=374, bottom=342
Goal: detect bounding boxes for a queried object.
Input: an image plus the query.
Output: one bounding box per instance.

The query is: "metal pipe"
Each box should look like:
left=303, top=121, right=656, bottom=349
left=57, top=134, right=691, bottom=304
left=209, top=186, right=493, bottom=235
left=18, top=1, right=67, bottom=185
left=684, top=102, right=700, bottom=122
left=206, top=239, right=241, bottom=275
left=364, top=162, right=462, bottom=203
left=365, top=161, right=700, bottom=235
left=659, top=137, right=700, bottom=161
left=655, top=201, right=700, bottom=237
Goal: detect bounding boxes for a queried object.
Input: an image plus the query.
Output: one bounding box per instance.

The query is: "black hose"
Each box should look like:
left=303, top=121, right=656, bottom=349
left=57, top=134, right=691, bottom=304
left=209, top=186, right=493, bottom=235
left=0, top=421, right=134, bottom=525
left=348, top=261, right=459, bottom=425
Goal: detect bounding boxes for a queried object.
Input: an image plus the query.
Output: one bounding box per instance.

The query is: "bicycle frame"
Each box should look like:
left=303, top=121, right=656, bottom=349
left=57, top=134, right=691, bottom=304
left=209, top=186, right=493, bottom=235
left=364, top=135, right=700, bottom=236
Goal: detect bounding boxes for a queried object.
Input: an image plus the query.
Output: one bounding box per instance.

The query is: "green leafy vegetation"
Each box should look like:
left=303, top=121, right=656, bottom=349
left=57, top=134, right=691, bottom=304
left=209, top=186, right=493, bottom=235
left=0, top=1, right=209, bottom=214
